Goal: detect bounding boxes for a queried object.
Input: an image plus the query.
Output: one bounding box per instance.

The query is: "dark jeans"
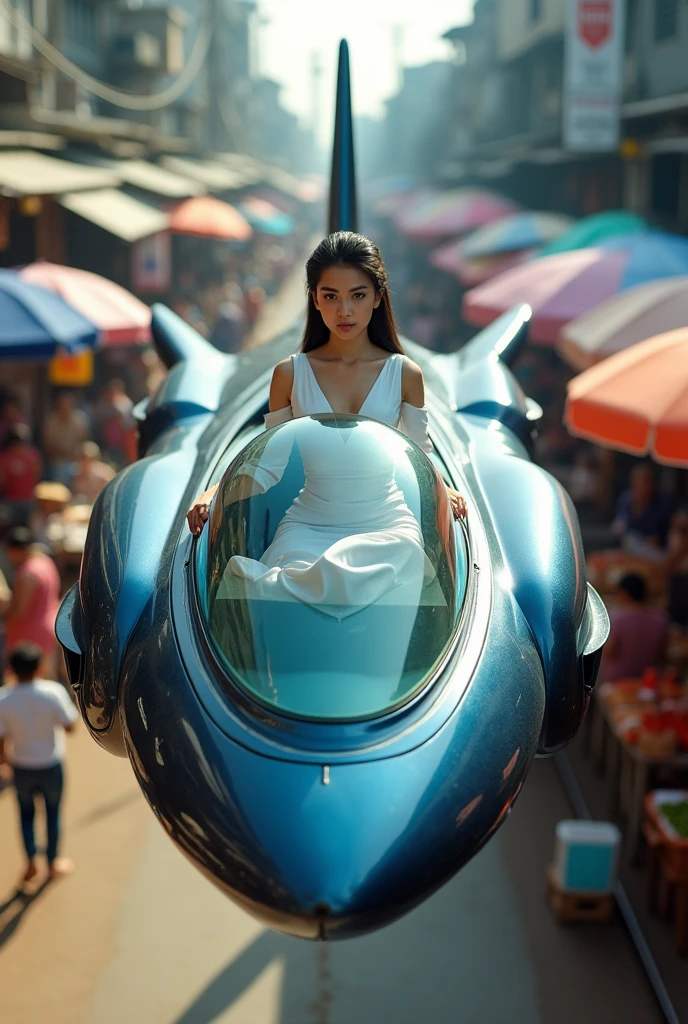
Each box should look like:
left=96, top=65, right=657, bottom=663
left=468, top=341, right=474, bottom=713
left=13, top=763, right=64, bottom=863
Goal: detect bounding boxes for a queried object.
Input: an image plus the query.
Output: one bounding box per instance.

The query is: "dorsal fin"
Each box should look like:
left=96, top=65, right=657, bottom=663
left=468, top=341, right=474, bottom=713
left=328, top=39, right=358, bottom=234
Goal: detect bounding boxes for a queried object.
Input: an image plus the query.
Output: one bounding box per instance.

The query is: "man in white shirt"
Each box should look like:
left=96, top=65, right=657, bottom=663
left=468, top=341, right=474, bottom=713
left=0, top=642, right=78, bottom=883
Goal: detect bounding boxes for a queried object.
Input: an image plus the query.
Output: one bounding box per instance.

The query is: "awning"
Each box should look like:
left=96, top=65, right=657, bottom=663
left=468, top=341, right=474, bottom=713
left=0, top=150, right=119, bottom=196
left=161, top=155, right=248, bottom=191
left=623, top=90, right=688, bottom=120
left=109, top=159, right=206, bottom=198
left=59, top=188, right=170, bottom=242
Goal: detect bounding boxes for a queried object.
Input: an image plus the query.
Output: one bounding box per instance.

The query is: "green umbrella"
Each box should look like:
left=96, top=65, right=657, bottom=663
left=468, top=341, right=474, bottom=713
left=538, top=210, right=646, bottom=257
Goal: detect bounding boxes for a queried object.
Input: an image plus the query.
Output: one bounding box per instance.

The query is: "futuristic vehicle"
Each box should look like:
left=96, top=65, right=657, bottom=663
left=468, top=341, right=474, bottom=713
left=56, top=43, right=609, bottom=940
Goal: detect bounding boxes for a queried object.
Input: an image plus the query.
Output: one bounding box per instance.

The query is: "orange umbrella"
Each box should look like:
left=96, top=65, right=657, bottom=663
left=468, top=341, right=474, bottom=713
left=565, top=328, right=688, bottom=466
left=169, top=197, right=252, bottom=241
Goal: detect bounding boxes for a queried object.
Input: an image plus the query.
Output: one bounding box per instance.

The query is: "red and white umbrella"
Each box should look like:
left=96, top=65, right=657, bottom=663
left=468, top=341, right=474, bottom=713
left=18, top=261, right=151, bottom=346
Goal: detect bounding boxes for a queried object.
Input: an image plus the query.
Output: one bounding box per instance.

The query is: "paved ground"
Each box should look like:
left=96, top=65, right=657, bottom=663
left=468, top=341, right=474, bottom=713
left=0, top=720, right=663, bottom=1024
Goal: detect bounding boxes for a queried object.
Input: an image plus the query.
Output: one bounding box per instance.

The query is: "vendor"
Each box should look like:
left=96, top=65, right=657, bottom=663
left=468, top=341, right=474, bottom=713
left=612, top=463, right=674, bottom=557
left=70, top=442, right=115, bottom=504
left=600, top=573, right=669, bottom=682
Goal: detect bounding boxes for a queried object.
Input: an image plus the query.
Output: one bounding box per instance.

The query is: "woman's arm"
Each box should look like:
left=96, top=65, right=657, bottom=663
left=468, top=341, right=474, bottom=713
left=402, top=359, right=467, bottom=520
left=187, top=360, right=296, bottom=535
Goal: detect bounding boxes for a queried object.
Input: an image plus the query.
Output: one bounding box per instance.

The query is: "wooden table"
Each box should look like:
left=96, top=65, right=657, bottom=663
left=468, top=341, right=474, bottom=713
left=589, top=690, right=688, bottom=863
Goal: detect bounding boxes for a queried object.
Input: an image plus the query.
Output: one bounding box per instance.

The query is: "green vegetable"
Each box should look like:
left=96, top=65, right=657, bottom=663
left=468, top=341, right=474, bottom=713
left=659, top=801, right=688, bottom=838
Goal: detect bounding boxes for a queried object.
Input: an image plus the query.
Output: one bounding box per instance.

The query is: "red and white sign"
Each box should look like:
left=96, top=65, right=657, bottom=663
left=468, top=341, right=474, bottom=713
left=564, top=0, right=624, bottom=151
left=578, top=2, right=614, bottom=49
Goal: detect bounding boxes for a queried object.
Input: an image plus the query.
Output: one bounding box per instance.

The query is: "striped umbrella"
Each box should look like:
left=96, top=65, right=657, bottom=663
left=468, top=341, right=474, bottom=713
left=557, top=275, right=688, bottom=370
left=19, top=261, right=151, bottom=346
left=430, top=238, right=533, bottom=286
left=0, top=269, right=99, bottom=360
left=464, top=232, right=688, bottom=344
left=397, top=189, right=518, bottom=240
left=462, top=212, right=574, bottom=259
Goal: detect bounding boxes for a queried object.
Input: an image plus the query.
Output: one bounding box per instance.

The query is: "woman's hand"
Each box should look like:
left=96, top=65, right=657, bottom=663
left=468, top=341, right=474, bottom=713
left=447, top=487, right=468, bottom=521
left=186, top=484, right=219, bottom=536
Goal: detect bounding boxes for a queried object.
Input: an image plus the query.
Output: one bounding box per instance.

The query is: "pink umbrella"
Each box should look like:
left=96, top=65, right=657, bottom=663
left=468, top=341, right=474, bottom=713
left=430, top=238, right=533, bottom=286
left=398, top=189, right=518, bottom=240
left=463, top=231, right=688, bottom=344
left=18, top=261, right=151, bottom=345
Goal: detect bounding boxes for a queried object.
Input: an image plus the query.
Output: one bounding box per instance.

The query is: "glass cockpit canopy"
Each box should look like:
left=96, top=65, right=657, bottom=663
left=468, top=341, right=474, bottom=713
left=196, top=414, right=467, bottom=721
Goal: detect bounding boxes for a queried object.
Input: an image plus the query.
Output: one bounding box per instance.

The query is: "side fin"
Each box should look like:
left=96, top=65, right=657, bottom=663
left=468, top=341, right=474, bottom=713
left=151, top=302, right=224, bottom=370
left=458, top=304, right=532, bottom=368
left=433, top=305, right=537, bottom=445
left=328, top=39, right=358, bottom=233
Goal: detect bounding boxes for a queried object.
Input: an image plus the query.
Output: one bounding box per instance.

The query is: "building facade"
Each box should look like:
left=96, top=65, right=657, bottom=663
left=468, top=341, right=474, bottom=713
left=438, top=0, right=688, bottom=230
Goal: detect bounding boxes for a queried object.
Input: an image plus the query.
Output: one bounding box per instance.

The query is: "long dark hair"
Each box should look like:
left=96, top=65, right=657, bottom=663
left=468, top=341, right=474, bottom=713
left=301, top=231, right=404, bottom=354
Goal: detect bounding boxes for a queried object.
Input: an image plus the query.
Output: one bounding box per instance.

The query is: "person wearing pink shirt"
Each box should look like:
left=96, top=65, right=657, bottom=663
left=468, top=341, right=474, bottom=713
left=601, top=573, right=668, bottom=682
left=3, top=527, right=61, bottom=678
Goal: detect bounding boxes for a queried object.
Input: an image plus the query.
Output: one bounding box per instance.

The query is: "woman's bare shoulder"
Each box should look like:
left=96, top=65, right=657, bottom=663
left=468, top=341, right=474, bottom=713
left=401, top=356, right=425, bottom=406
left=270, top=357, right=295, bottom=411
left=271, top=356, right=295, bottom=383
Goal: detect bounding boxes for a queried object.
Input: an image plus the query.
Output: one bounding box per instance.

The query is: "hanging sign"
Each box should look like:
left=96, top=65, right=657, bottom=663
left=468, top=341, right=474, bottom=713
left=49, top=348, right=94, bottom=387
left=564, top=0, right=624, bottom=151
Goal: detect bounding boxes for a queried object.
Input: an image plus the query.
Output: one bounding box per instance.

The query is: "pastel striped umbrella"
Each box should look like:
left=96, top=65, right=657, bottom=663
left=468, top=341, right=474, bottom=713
left=463, top=232, right=688, bottom=344
left=397, top=189, right=518, bottom=240
left=565, top=328, right=688, bottom=466
left=462, top=212, right=574, bottom=258
left=430, top=238, right=533, bottom=286
left=557, top=276, right=688, bottom=370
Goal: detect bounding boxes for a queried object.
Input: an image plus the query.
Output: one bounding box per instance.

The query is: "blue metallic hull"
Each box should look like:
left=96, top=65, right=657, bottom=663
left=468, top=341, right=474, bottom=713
left=56, top=302, right=608, bottom=939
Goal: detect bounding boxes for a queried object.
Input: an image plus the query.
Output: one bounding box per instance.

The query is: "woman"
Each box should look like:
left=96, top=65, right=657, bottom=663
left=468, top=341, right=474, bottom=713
left=188, top=231, right=466, bottom=534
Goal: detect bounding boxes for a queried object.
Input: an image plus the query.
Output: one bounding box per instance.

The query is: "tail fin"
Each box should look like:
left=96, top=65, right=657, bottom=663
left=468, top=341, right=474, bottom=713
left=328, top=39, right=358, bottom=234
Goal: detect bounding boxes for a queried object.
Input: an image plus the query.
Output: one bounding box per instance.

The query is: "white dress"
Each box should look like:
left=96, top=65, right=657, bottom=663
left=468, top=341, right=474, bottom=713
left=225, top=353, right=434, bottom=618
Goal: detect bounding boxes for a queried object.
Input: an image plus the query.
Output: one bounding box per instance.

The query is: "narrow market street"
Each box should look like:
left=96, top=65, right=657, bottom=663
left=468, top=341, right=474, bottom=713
left=0, top=727, right=663, bottom=1024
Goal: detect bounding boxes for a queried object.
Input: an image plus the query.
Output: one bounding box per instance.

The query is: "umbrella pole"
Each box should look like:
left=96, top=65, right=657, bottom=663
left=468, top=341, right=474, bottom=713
left=597, top=447, right=616, bottom=520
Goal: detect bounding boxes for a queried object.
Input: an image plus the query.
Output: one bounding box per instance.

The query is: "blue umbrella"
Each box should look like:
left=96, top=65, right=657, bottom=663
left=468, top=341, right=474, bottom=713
left=462, top=211, right=574, bottom=258
left=0, top=268, right=99, bottom=360
left=238, top=197, right=294, bottom=236
left=597, top=230, right=688, bottom=288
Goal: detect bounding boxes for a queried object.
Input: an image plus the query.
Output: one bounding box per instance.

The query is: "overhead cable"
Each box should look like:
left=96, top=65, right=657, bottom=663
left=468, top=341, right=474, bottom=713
left=0, top=0, right=210, bottom=111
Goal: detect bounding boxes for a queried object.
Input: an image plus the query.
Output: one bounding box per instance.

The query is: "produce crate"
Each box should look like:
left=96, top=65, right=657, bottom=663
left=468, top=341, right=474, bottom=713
left=644, top=790, right=688, bottom=877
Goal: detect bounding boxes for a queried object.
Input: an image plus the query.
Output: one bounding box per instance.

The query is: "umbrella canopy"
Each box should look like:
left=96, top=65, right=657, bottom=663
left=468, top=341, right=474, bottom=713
left=539, top=210, right=646, bottom=257
left=238, top=196, right=294, bottom=236
left=397, top=189, right=518, bottom=240
left=463, top=232, right=688, bottom=344
left=430, top=238, right=532, bottom=286
left=18, top=262, right=151, bottom=346
left=557, top=275, right=688, bottom=370
left=0, top=268, right=99, bottom=360
left=462, top=211, right=574, bottom=259
left=565, top=328, right=688, bottom=467
left=169, top=197, right=253, bottom=241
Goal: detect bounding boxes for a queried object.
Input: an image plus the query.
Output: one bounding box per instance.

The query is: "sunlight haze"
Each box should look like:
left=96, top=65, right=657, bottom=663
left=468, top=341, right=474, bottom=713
left=256, top=0, right=475, bottom=143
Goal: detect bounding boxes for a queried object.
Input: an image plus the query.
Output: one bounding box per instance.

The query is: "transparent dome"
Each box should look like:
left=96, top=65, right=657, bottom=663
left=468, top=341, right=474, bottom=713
left=196, top=414, right=467, bottom=720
